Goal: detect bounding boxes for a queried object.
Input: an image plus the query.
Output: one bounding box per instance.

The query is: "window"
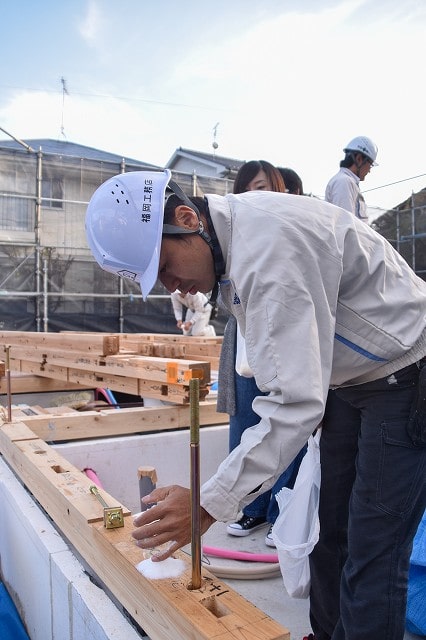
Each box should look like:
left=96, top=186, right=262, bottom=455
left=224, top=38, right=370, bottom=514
left=0, top=194, right=34, bottom=231
left=42, top=176, right=63, bottom=208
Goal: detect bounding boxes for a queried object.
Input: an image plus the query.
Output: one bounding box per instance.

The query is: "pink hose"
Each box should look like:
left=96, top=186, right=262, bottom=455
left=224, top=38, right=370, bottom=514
left=203, top=545, right=278, bottom=563
left=83, top=468, right=104, bottom=488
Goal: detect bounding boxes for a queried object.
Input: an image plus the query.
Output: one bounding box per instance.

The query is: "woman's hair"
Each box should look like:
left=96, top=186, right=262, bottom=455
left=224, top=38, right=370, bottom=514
left=277, top=167, right=304, bottom=195
left=233, top=160, right=286, bottom=194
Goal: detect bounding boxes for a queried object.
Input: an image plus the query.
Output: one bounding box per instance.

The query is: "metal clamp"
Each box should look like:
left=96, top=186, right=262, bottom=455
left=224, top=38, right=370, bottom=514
left=90, top=485, right=124, bottom=529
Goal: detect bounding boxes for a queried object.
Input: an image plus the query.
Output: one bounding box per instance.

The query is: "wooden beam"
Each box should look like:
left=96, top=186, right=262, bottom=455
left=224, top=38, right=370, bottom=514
left=0, top=372, right=92, bottom=394
left=10, top=360, right=210, bottom=404
left=0, top=421, right=289, bottom=640
left=0, top=331, right=119, bottom=356
left=117, top=333, right=223, bottom=348
left=8, top=401, right=229, bottom=442
left=7, top=347, right=211, bottom=385
left=0, top=332, right=221, bottom=401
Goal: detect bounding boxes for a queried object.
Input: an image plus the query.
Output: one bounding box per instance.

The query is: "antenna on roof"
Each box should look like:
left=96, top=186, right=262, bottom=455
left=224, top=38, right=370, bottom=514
left=60, top=77, right=69, bottom=140
left=212, top=122, right=219, bottom=155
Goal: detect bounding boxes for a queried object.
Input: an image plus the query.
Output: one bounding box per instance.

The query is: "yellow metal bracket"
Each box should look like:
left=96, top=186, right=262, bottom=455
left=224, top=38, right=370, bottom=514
left=90, top=485, right=124, bottom=529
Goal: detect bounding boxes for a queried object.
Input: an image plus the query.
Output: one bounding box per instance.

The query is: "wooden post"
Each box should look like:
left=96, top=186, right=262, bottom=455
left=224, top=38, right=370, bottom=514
left=137, top=466, right=157, bottom=512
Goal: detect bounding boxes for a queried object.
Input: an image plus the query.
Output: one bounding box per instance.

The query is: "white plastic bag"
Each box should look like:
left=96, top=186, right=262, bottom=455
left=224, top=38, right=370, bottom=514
left=235, top=325, right=254, bottom=378
left=272, top=429, right=321, bottom=598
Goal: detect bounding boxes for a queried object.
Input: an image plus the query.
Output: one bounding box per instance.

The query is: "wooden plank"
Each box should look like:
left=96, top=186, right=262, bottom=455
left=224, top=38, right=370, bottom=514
left=35, top=330, right=224, bottom=350
left=67, top=366, right=141, bottom=395
left=0, top=422, right=289, bottom=640
left=10, top=401, right=229, bottom=442
left=1, top=331, right=217, bottom=405
left=0, top=426, right=130, bottom=523
left=118, top=332, right=223, bottom=348
left=121, top=344, right=220, bottom=370
left=137, top=378, right=209, bottom=403
left=117, top=334, right=222, bottom=369
left=12, top=360, right=209, bottom=404
left=41, top=405, right=81, bottom=416
left=0, top=372, right=92, bottom=394
left=8, top=347, right=210, bottom=385
left=0, top=331, right=120, bottom=356
left=11, top=359, right=137, bottom=394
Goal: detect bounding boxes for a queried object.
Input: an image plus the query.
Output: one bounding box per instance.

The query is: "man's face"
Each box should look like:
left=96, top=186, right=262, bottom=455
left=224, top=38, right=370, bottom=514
left=159, top=234, right=216, bottom=295
left=355, top=154, right=374, bottom=181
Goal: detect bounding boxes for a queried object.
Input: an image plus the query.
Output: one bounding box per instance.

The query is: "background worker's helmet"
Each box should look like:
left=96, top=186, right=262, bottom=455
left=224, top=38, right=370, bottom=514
left=85, top=169, right=172, bottom=300
left=343, top=136, right=378, bottom=165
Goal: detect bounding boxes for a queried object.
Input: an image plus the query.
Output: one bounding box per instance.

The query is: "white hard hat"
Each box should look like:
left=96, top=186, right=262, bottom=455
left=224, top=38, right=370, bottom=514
left=343, top=136, right=378, bottom=165
left=85, top=169, right=172, bottom=300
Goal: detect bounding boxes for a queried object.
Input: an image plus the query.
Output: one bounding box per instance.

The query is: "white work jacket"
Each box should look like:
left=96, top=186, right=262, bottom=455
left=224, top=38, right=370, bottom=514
left=171, top=291, right=211, bottom=323
left=200, top=191, right=426, bottom=522
left=325, top=167, right=368, bottom=221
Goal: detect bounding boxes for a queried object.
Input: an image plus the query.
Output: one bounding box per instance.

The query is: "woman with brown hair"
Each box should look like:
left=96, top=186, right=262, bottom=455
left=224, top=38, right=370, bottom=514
left=219, top=159, right=306, bottom=546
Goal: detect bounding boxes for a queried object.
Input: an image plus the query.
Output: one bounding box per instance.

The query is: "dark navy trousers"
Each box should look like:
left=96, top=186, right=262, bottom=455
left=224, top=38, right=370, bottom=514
left=230, top=372, right=306, bottom=523
left=309, top=362, right=426, bottom=640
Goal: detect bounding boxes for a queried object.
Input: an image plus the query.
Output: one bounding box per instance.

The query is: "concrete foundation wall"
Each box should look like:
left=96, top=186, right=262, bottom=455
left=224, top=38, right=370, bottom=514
left=0, top=457, right=144, bottom=640
left=0, top=424, right=229, bottom=639
left=54, top=425, right=229, bottom=513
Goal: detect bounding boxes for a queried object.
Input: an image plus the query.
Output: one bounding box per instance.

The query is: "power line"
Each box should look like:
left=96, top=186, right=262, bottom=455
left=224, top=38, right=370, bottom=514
left=0, top=83, right=231, bottom=112
left=363, top=173, right=426, bottom=193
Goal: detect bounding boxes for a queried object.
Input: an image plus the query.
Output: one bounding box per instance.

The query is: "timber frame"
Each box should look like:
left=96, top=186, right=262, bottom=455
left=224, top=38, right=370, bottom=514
left=0, top=331, right=290, bottom=639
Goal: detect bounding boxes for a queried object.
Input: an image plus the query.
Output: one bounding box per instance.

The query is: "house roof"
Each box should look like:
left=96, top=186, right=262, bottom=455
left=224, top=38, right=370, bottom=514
left=393, top=187, right=426, bottom=211
left=166, top=147, right=244, bottom=176
left=0, top=138, right=159, bottom=167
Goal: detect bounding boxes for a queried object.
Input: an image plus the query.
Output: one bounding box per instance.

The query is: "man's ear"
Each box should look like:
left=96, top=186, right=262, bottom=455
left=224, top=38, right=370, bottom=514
left=174, top=205, right=200, bottom=231
left=354, top=153, right=364, bottom=167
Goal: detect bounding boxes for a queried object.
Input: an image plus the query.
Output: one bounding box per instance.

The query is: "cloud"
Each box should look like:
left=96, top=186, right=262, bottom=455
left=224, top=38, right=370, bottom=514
left=78, top=0, right=104, bottom=45
left=1, top=0, right=425, bottom=210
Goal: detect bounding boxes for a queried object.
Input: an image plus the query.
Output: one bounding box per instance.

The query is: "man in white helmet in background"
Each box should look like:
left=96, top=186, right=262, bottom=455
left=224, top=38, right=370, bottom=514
left=171, top=289, right=216, bottom=336
left=322, top=135, right=381, bottom=640
left=86, top=169, right=426, bottom=640
left=325, top=135, right=378, bottom=222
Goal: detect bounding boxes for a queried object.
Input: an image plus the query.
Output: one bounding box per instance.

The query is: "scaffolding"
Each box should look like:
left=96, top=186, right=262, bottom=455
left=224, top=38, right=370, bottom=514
left=0, top=143, right=233, bottom=334
left=370, top=190, right=426, bottom=278
left=0, top=142, right=425, bottom=335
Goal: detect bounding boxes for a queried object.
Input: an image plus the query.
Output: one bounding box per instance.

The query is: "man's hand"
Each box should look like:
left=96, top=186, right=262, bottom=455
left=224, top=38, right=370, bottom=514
left=132, top=485, right=216, bottom=561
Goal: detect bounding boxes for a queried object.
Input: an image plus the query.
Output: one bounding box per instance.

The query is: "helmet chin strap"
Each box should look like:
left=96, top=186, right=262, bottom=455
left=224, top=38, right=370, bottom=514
left=162, top=184, right=225, bottom=305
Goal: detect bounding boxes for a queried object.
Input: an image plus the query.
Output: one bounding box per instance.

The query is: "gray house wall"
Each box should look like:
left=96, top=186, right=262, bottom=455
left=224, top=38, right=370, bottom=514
left=1, top=140, right=424, bottom=335
left=0, top=141, right=231, bottom=334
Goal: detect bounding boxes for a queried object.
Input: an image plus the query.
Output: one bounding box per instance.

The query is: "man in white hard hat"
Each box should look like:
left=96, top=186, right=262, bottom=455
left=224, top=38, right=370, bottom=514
left=325, top=135, right=378, bottom=222
left=324, top=135, right=381, bottom=639
left=86, top=169, right=426, bottom=640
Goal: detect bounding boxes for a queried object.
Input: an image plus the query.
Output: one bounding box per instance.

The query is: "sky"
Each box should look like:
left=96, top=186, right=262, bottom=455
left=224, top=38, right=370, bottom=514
left=1, top=0, right=425, bottom=214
